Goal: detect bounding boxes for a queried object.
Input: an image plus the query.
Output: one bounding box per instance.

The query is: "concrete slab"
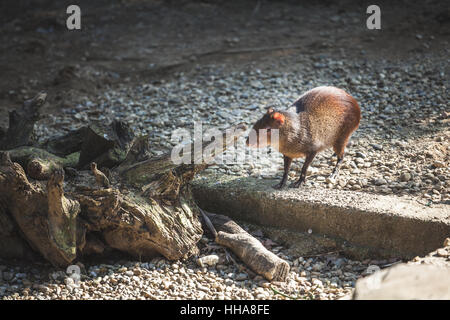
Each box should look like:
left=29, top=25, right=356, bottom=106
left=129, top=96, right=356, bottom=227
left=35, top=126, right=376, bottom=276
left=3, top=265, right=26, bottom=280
left=192, top=174, right=450, bottom=259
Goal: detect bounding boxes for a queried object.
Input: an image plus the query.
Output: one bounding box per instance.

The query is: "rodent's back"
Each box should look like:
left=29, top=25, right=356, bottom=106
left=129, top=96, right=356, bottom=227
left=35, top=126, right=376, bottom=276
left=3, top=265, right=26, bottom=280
left=280, top=86, right=360, bottom=157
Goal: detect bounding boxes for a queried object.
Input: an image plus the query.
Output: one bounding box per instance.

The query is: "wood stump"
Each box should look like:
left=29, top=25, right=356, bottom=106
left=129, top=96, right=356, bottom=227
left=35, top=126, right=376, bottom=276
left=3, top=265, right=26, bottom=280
left=0, top=92, right=290, bottom=281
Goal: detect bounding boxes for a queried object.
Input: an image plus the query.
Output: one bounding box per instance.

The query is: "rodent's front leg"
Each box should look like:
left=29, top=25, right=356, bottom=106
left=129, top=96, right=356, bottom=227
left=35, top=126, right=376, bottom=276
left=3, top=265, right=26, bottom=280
left=290, top=152, right=317, bottom=188
left=273, top=155, right=292, bottom=189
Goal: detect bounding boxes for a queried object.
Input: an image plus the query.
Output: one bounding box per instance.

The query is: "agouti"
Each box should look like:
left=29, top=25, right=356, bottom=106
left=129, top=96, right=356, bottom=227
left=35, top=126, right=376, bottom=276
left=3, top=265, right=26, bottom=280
left=246, top=86, right=361, bottom=189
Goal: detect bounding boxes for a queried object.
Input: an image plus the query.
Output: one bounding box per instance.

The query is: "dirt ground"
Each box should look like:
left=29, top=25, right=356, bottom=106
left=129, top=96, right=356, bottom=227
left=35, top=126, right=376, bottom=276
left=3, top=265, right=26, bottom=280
left=0, top=0, right=449, bottom=301
left=0, top=0, right=448, bottom=116
left=0, top=0, right=448, bottom=206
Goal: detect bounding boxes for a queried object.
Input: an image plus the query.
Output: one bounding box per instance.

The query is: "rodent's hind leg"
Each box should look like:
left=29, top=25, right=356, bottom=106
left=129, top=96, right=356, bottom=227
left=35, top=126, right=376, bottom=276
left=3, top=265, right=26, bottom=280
left=272, top=181, right=286, bottom=189
left=273, top=155, right=292, bottom=189
left=290, top=176, right=305, bottom=188
left=290, top=152, right=317, bottom=188
left=329, top=155, right=343, bottom=180
left=330, top=137, right=348, bottom=180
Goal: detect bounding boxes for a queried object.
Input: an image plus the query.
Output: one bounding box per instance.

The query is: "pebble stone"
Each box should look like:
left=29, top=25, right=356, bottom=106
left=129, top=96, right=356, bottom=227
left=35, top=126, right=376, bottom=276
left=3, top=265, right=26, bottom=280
left=2, top=29, right=447, bottom=300
left=0, top=238, right=380, bottom=300
left=31, top=54, right=448, bottom=206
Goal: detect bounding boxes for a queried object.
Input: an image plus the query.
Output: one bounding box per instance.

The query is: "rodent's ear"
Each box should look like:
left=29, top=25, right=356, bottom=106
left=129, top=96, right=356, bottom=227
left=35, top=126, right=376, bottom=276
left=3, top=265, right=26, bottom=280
left=266, top=107, right=274, bottom=114
left=271, top=112, right=285, bottom=125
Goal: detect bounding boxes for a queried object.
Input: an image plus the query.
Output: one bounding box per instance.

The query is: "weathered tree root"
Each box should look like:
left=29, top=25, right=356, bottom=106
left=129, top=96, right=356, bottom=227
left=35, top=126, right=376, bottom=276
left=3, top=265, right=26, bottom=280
left=0, top=92, right=289, bottom=282
left=46, top=168, right=82, bottom=263
left=202, top=210, right=290, bottom=282
left=0, top=95, right=251, bottom=269
left=0, top=152, right=82, bottom=266
left=0, top=92, right=47, bottom=150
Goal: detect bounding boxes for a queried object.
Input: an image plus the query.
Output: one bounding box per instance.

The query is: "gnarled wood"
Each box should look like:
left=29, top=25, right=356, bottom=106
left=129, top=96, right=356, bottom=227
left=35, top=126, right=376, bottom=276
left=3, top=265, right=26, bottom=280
left=46, top=169, right=82, bottom=263
left=0, top=152, right=84, bottom=266
left=205, top=211, right=290, bottom=282
left=77, top=120, right=136, bottom=169
left=0, top=95, right=282, bottom=281
left=118, top=123, right=247, bottom=187
left=7, top=146, right=79, bottom=180
left=43, top=120, right=135, bottom=168
left=72, top=186, right=202, bottom=260
left=27, top=158, right=62, bottom=180
left=0, top=116, right=249, bottom=268
left=44, top=127, right=87, bottom=157
left=0, top=92, right=47, bottom=150
left=0, top=205, right=36, bottom=260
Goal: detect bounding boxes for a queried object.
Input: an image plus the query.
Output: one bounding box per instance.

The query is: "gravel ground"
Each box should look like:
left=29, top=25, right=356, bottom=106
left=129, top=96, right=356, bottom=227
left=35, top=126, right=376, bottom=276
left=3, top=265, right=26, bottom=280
left=4, top=236, right=448, bottom=300
left=35, top=54, right=449, bottom=206
left=1, top=232, right=401, bottom=300
left=0, top=0, right=447, bottom=302
left=409, top=238, right=450, bottom=268
left=11, top=50, right=447, bottom=300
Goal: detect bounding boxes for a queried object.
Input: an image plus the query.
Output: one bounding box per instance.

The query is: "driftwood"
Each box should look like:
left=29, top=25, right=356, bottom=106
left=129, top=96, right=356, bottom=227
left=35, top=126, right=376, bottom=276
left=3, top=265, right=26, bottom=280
left=202, top=211, right=290, bottom=282
left=0, top=92, right=47, bottom=150
left=0, top=92, right=290, bottom=282
left=45, top=120, right=135, bottom=169
left=0, top=130, right=240, bottom=264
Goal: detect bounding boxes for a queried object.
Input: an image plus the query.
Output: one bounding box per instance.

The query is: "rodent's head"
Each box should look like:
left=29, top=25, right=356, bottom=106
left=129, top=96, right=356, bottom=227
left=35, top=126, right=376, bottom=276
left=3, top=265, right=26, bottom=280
left=246, top=107, right=285, bottom=148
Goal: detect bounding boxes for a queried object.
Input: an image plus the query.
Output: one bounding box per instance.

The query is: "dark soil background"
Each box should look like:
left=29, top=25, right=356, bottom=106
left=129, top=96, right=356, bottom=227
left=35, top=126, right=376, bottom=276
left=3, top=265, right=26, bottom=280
left=0, top=0, right=448, bottom=123
left=0, top=0, right=448, bottom=301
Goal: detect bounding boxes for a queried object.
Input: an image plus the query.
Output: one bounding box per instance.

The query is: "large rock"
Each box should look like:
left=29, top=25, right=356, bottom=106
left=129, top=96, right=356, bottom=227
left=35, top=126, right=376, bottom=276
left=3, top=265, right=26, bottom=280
left=192, top=174, right=450, bottom=259
left=353, top=264, right=450, bottom=299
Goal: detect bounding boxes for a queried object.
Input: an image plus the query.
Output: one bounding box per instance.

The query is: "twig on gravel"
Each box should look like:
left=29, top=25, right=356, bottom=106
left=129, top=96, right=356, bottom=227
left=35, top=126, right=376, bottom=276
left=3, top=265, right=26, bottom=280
left=380, top=260, right=403, bottom=268
left=270, top=286, right=301, bottom=300
left=302, top=251, right=341, bottom=258
left=252, top=0, right=262, bottom=16
left=199, top=207, right=217, bottom=238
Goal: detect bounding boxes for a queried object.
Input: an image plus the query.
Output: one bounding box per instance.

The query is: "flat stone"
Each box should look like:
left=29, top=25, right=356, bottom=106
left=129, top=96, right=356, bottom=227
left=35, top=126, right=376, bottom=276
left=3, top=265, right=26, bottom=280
left=353, top=264, right=450, bottom=299
left=399, top=172, right=412, bottom=182
left=436, top=248, right=448, bottom=258
left=235, top=273, right=248, bottom=281
left=192, top=174, right=450, bottom=259
left=371, top=143, right=383, bottom=151
left=433, top=161, right=445, bottom=168
left=373, top=178, right=387, bottom=186
left=197, top=254, right=220, bottom=267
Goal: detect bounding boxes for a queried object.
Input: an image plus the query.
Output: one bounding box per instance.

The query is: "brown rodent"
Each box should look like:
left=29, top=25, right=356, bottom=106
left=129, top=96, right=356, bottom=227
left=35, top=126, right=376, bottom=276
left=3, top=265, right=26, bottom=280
left=246, top=86, right=361, bottom=189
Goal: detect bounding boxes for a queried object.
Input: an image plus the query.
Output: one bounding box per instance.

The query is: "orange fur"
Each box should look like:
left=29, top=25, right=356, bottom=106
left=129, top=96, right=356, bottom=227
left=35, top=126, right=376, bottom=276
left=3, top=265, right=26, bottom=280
left=272, top=112, right=285, bottom=124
